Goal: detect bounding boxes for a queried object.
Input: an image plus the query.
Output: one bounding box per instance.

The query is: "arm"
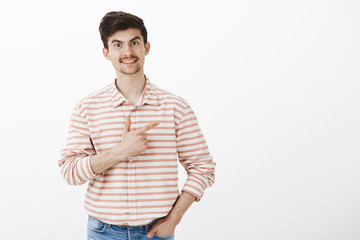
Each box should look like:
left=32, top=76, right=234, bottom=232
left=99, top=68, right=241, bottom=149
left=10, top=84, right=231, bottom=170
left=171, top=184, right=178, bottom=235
left=176, top=103, right=216, bottom=201
left=147, top=102, right=216, bottom=238
left=59, top=106, right=159, bottom=183
left=89, top=147, right=126, bottom=175
left=58, top=104, right=98, bottom=185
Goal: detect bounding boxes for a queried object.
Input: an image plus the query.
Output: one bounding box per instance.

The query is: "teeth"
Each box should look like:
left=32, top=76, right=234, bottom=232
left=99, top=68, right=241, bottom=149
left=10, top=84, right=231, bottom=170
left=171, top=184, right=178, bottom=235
left=122, top=59, right=136, bottom=63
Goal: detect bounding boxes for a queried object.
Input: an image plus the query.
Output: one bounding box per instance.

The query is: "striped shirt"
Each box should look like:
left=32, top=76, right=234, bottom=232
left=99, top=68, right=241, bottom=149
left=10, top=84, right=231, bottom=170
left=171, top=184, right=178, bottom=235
left=58, top=78, right=215, bottom=226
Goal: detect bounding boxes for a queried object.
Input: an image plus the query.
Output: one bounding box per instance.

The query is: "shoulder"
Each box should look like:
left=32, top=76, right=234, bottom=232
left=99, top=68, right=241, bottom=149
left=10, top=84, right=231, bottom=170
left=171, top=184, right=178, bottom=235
left=73, top=82, right=114, bottom=112
left=77, top=82, right=113, bottom=105
left=150, top=81, right=189, bottom=110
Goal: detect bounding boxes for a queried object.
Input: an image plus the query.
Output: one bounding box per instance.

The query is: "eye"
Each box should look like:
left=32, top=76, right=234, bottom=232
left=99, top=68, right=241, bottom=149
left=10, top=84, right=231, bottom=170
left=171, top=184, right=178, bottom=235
left=114, top=43, right=121, bottom=48
left=131, top=41, right=139, bottom=46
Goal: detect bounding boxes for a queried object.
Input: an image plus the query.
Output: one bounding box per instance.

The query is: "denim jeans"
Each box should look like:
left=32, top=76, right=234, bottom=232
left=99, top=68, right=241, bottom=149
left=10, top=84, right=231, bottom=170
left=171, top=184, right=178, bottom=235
left=87, top=216, right=175, bottom=240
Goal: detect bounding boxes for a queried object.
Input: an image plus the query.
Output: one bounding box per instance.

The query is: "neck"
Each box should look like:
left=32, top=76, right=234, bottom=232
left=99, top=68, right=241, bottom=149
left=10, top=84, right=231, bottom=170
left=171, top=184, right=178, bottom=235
left=115, top=71, right=146, bottom=105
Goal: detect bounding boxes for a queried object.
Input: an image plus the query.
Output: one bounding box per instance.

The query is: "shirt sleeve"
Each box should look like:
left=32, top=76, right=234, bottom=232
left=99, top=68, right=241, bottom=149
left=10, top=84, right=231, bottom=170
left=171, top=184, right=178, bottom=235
left=58, top=103, right=101, bottom=185
left=176, top=102, right=216, bottom=201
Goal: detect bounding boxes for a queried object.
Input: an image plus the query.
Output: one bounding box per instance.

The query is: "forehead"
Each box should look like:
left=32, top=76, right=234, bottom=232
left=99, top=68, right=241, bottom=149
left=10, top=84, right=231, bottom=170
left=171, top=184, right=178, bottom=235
left=108, top=28, right=143, bottom=42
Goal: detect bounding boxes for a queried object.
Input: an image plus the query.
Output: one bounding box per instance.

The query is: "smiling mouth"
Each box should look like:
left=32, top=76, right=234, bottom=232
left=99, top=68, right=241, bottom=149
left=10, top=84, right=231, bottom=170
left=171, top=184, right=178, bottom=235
left=121, top=59, right=137, bottom=63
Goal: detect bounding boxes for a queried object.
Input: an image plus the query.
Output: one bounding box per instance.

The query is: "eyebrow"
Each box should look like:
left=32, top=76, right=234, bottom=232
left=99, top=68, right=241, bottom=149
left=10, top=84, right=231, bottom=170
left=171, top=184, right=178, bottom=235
left=111, top=36, right=141, bottom=44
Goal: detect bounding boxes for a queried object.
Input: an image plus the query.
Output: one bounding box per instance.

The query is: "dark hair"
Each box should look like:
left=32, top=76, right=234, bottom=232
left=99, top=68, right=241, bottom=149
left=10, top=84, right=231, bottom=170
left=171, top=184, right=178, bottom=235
left=99, top=11, right=148, bottom=49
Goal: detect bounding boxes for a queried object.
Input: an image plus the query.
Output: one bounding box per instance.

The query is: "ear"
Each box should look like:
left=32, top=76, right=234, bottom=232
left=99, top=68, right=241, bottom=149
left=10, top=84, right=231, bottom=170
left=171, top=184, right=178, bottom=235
left=102, top=48, right=111, bottom=60
left=145, top=42, right=150, bottom=56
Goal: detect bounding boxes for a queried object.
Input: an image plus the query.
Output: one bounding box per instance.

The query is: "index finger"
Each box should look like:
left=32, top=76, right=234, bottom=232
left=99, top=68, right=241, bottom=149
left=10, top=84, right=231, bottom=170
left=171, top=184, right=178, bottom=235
left=138, top=121, right=160, bottom=133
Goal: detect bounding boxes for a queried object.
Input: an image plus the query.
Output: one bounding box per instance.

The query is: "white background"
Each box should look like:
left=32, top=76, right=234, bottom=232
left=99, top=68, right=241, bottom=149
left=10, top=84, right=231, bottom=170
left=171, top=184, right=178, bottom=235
left=0, top=0, right=359, bottom=239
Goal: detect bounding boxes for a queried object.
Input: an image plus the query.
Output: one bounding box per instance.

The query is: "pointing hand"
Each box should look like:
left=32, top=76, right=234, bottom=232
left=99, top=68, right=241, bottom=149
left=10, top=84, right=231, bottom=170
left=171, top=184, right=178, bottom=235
left=119, top=116, right=160, bottom=158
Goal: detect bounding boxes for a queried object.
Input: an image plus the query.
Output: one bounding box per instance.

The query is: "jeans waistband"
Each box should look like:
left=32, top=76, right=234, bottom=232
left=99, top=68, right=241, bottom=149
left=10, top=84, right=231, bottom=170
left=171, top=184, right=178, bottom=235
left=88, top=216, right=159, bottom=232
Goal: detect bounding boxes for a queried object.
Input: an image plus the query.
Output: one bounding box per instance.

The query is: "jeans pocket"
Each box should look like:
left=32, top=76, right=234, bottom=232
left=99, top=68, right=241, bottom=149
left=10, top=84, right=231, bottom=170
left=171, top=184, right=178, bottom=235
left=87, top=216, right=108, bottom=233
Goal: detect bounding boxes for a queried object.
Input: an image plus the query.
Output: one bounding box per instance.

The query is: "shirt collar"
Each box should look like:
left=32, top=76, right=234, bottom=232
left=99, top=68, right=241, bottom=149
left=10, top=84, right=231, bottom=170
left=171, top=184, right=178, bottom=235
left=110, top=76, right=159, bottom=108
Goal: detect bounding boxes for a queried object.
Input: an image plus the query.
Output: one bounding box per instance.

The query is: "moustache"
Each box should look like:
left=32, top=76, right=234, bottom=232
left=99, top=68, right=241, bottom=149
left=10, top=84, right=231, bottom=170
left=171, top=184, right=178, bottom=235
left=120, top=56, right=138, bottom=61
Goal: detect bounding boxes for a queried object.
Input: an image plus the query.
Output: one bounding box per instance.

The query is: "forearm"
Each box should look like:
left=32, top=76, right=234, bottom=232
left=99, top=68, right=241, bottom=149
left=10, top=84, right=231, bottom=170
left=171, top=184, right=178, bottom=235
left=167, top=191, right=196, bottom=224
left=90, top=145, right=127, bottom=174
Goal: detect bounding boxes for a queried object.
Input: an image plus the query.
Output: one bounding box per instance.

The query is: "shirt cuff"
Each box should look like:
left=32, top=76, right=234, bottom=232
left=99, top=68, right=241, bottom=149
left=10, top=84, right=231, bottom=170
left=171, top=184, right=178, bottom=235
left=81, top=155, right=103, bottom=180
left=181, top=182, right=204, bottom=202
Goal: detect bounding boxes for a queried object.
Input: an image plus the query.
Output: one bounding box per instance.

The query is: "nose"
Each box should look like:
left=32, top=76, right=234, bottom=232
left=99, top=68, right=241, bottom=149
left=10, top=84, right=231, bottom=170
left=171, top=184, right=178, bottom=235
left=122, top=44, right=133, bottom=58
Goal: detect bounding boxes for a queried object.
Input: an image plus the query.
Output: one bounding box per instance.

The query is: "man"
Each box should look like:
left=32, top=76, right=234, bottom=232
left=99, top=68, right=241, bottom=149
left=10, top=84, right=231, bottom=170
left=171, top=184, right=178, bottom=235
left=59, top=11, right=215, bottom=240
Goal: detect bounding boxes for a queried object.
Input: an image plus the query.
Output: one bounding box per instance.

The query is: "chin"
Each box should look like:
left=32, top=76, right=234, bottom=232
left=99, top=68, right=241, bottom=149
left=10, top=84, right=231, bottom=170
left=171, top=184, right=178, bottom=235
left=120, top=68, right=141, bottom=75
left=120, top=70, right=141, bottom=75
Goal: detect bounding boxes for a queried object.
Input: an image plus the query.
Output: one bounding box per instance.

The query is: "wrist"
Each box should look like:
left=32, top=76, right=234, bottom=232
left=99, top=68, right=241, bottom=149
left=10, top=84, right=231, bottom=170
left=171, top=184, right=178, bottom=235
left=109, top=145, right=128, bottom=162
left=167, top=211, right=182, bottom=225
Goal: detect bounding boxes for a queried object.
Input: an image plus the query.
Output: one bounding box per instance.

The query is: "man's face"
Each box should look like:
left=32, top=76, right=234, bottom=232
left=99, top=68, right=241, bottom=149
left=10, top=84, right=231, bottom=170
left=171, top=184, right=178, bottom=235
left=103, top=28, right=150, bottom=76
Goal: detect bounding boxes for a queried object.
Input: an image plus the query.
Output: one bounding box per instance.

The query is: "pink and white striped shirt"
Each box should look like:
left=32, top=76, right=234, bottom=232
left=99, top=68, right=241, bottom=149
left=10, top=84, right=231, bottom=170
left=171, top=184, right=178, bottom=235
left=59, top=78, right=215, bottom=226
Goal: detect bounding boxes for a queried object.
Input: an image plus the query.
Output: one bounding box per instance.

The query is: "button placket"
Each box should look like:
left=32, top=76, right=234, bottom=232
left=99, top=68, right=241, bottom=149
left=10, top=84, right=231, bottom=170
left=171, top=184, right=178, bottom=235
left=127, top=110, right=136, bottom=218
left=132, top=106, right=137, bottom=130
left=126, top=105, right=138, bottom=220
left=123, top=104, right=133, bottom=218
left=127, top=162, right=137, bottom=219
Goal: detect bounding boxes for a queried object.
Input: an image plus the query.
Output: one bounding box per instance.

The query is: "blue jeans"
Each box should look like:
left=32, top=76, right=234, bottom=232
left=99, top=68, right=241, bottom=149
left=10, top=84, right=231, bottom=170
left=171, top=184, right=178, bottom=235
left=87, top=216, right=175, bottom=240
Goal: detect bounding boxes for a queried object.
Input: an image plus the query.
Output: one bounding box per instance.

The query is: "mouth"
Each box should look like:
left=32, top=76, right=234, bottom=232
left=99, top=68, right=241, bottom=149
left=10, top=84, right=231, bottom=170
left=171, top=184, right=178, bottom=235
left=121, top=59, right=137, bottom=64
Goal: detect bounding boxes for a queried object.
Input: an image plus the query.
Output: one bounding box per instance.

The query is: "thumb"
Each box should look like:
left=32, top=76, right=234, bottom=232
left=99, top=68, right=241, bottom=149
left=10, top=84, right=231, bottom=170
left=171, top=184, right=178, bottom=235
left=147, top=225, right=157, bottom=238
left=124, top=115, right=131, bottom=132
